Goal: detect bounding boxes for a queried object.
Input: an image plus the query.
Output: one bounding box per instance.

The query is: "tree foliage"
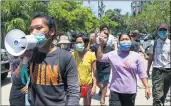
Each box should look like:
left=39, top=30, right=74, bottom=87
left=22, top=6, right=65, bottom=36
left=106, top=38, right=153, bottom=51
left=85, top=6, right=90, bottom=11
left=2, top=0, right=168, bottom=39
left=125, top=1, right=170, bottom=37
left=1, top=0, right=48, bottom=34
left=102, top=9, right=128, bottom=36
left=48, top=0, right=99, bottom=34
left=1, top=0, right=101, bottom=36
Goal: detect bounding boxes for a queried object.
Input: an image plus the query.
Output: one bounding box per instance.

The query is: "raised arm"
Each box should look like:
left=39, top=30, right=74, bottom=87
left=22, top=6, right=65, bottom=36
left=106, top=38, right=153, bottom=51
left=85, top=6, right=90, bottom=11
left=97, top=43, right=104, bottom=60
left=97, top=32, right=105, bottom=60
left=97, top=34, right=110, bottom=63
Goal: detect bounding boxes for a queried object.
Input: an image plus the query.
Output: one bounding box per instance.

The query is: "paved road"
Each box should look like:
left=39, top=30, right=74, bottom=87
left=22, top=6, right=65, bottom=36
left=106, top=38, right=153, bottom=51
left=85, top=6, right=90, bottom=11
left=1, top=53, right=170, bottom=105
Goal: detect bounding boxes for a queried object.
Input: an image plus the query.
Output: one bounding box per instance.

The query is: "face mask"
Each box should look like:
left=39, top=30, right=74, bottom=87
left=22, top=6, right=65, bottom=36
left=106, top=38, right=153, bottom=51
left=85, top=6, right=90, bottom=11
left=158, top=31, right=168, bottom=39
left=63, top=44, right=68, bottom=49
left=119, top=42, right=132, bottom=51
left=61, top=44, right=70, bottom=50
left=34, top=33, right=48, bottom=48
left=75, top=43, right=84, bottom=52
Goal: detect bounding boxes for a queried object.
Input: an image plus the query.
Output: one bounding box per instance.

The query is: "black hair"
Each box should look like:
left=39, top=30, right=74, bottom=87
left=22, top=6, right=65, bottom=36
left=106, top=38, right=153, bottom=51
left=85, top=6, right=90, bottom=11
left=75, top=33, right=89, bottom=48
left=32, top=12, right=56, bottom=31
left=71, top=31, right=77, bottom=42
left=118, top=33, right=132, bottom=41
left=100, top=24, right=109, bottom=31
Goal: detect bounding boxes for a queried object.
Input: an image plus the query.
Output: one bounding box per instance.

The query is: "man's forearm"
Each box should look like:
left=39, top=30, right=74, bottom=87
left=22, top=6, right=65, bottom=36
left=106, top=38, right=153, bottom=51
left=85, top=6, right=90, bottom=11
left=147, top=54, right=153, bottom=71
left=97, top=44, right=103, bottom=60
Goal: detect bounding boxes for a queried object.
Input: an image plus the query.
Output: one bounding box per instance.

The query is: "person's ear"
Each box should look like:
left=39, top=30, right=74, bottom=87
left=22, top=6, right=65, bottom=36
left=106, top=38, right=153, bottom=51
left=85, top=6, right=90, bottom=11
left=49, top=28, right=55, bottom=37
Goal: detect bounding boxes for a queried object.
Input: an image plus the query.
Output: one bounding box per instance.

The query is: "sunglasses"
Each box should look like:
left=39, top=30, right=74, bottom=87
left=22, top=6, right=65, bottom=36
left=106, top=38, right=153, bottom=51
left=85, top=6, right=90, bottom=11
left=131, top=33, right=138, bottom=37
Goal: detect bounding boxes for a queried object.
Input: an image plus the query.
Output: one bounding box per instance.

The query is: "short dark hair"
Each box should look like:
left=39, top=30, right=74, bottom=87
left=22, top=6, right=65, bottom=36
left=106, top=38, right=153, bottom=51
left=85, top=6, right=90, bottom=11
left=100, top=24, right=109, bottom=31
left=118, top=33, right=131, bottom=41
left=32, top=12, right=56, bottom=30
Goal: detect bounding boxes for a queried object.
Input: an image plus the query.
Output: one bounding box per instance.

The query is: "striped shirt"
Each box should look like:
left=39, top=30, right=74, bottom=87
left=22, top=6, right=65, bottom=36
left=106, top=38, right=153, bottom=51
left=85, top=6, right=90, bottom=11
left=149, top=38, right=170, bottom=68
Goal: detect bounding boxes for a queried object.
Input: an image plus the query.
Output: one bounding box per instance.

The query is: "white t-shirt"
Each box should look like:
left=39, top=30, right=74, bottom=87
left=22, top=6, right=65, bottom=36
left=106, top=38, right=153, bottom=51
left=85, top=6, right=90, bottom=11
left=107, top=34, right=116, bottom=46
left=96, top=34, right=116, bottom=47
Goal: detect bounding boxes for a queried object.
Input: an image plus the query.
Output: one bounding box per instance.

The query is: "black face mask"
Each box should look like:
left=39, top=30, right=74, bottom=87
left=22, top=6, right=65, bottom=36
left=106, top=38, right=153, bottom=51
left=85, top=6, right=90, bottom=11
left=60, top=44, right=70, bottom=51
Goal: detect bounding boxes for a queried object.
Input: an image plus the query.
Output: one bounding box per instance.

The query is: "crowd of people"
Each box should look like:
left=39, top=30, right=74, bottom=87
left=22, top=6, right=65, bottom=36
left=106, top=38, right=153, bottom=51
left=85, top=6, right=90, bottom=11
left=8, top=12, right=170, bottom=106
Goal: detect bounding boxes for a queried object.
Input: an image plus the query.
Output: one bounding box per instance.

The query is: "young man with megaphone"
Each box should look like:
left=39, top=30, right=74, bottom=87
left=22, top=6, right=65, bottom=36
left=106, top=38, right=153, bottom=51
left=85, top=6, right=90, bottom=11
left=7, top=12, right=80, bottom=106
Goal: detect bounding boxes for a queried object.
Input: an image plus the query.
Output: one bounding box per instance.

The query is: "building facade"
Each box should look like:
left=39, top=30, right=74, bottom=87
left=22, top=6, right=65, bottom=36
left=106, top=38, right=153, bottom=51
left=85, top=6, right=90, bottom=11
left=131, top=1, right=151, bottom=16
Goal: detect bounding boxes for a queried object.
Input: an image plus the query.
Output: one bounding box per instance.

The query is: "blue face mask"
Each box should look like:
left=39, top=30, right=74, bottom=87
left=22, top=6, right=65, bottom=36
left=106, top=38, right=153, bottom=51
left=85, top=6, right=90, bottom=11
left=119, top=42, right=132, bottom=51
left=75, top=43, right=84, bottom=52
left=158, top=31, right=168, bottom=39
left=34, top=33, right=48, bottom=48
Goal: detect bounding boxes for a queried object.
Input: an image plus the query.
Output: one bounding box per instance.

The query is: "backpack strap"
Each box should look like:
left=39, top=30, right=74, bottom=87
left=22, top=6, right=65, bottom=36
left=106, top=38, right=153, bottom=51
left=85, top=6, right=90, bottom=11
left=153, top=40, right=157, bottom=54
left=152, top=40, right=157, bottom=61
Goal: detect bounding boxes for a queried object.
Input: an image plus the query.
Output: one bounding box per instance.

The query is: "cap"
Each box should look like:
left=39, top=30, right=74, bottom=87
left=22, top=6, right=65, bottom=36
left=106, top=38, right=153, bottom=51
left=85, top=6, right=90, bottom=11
left=58, top=35, right=71, bottom=44
left=158, top=23, right=168, bottom=30
left=131, top=30, right=139, bottom=36
left=133, top=30, right=139, bottom=34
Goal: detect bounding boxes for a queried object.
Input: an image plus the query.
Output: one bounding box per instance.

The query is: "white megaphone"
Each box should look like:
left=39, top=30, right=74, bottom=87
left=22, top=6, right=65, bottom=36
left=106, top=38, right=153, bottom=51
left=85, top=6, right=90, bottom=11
left=4, top=29, right=46, bottom=57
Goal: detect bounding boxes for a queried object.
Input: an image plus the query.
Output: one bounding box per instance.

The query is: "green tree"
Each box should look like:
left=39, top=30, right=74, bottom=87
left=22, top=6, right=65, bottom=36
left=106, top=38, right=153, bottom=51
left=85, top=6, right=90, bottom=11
left=100, top=15, right=118, bottom=33
left=48, top=0, right=99, bottom=34
left=1, top=0, right=48, bottom=48
left=1, top=0, right=48, bottom=34
left=103, top=9, right=129, bottom=36
left=125, top=1, right=170, bottom=37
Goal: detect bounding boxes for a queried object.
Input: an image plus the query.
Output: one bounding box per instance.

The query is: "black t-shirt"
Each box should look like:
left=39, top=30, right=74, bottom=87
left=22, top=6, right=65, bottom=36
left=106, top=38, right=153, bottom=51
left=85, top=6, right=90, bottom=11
left=29, top=47, right=80, bottom=106
left=92, top=44, right=113, bottom=73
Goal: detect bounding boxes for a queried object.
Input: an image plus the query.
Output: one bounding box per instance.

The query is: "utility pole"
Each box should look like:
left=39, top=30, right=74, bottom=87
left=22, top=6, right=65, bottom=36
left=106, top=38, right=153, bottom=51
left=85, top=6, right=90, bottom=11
left=98, top=0, right=105, bottom=19
left=88, top=0, right=90, bottom=8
